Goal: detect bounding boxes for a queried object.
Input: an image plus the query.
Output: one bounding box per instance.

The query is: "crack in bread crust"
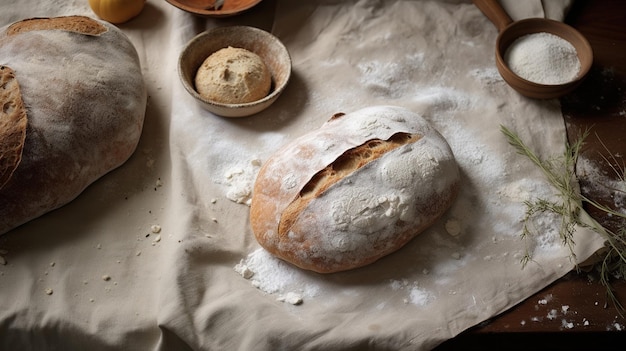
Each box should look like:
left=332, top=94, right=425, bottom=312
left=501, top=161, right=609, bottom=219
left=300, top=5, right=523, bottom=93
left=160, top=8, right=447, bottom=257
left=278, top=132, right=420, bottom=236
left=0, top=66, right=27, bottom=190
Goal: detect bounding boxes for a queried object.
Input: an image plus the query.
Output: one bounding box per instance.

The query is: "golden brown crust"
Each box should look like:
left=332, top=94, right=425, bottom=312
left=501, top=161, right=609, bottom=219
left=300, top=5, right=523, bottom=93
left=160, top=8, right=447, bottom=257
left=6, top=16, right=107, bottom=36
left=250, top=106, right=461, bottom=274
left=0, top=66, right=27, bottom=190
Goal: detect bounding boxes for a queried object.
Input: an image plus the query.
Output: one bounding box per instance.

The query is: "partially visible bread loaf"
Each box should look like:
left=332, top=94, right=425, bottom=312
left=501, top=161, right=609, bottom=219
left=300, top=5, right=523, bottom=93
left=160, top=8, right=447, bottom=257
left=250, top=106, right=461, bottom=273
left=195, top=46, right=271, bottom=104
left=0, top=16, right=147, bottom=235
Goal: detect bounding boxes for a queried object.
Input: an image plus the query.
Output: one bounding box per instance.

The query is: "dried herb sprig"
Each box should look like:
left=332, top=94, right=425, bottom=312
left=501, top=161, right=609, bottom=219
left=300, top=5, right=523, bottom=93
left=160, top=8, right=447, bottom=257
left=501, top=125, right=626, bottom=312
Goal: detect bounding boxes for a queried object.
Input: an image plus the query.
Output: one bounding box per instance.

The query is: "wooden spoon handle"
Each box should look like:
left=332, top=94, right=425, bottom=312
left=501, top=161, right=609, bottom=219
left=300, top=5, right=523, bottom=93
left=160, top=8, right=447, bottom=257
left=472, top=0, right=513, bottom=32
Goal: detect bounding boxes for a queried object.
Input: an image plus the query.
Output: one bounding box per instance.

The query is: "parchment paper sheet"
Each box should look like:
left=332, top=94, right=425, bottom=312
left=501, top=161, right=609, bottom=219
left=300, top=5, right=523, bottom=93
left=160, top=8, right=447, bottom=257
left=0, top=1, right=605, bottom=350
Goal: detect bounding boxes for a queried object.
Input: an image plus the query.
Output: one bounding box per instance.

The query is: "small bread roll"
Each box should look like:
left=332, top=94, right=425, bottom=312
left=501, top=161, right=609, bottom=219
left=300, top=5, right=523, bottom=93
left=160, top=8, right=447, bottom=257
left=195, top=47, right=271, bottom=104
left=250, top=106, right=461, bottom=273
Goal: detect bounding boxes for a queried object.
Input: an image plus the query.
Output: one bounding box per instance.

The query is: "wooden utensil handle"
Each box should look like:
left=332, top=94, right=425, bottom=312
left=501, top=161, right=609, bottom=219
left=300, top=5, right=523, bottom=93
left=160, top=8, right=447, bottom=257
left=472, top=0, right=513, bottom=32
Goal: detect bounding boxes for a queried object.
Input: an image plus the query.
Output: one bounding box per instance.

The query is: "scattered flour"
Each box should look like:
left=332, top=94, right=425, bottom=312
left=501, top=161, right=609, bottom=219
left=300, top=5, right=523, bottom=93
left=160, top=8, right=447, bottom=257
left=389, top=279, right=434, bottom=306
left=220, top=159, right=262, bottom=206
left=357, top=53, right=425, bottom=98
left=561, top=319, right=574, bottom=329
left=469, top=67, right=503, bottom=85
left=239, top=248, right=320, bottom=299
left=444, top=218, right=462, bottom=237
left=277, top=292, right=303, bottom=305
left=577, top=156, right=626, bottom=211
left=233, top=261, right=254, bottom=279
left=408, top=287, right=433, bottom=306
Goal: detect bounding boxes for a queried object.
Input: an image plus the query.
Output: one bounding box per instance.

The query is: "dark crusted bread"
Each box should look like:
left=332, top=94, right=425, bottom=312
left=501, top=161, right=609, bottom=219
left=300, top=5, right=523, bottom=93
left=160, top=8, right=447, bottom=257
left=0, top=16, right=146, bottom=234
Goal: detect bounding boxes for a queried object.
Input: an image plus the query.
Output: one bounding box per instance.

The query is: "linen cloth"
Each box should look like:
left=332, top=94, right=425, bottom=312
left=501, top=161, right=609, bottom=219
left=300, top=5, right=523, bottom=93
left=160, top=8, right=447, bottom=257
left=0, top=0, right=603, bottom=350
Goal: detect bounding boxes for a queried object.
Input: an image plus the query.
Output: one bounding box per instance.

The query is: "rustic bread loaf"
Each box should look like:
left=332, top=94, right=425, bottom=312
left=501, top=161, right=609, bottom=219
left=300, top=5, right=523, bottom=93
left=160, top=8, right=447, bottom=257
left=0, top=16, right=147, bottom=235
left=250, top=106, right=461, bottom=273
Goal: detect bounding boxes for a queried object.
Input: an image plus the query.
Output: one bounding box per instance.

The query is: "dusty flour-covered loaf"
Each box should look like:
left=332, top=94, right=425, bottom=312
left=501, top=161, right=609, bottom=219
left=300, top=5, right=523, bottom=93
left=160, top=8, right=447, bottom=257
left=250, top=106, right=461, bottom=273
left=0, top=16, right=147, bottom=235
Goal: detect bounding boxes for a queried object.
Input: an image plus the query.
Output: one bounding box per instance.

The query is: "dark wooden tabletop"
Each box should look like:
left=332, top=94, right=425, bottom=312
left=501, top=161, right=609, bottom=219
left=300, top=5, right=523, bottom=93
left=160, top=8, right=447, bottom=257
left=436, top=1, right=626, bottom=349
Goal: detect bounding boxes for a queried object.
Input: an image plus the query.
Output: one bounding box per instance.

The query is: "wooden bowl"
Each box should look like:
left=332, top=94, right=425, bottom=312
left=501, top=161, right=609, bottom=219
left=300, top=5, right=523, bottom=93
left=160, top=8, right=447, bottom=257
left=496, top=18, right=593, bottom=99
left=165, top=0, right=262, bottom=18
left=178, top=26, right=291, bottom=117
left=474, top=0, right=593, bottom=99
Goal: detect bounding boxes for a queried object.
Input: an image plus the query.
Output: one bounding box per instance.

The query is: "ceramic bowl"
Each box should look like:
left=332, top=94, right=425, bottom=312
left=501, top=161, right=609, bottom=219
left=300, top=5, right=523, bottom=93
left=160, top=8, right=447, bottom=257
left=178, top=25, right=291, bottom=117
left=165, top=0, right=262, bottom=18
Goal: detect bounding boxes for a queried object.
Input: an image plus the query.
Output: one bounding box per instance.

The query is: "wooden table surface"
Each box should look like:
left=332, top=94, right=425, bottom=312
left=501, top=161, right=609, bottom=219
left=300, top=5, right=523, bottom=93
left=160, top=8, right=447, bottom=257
left=436, top=0, right=626, bottom=349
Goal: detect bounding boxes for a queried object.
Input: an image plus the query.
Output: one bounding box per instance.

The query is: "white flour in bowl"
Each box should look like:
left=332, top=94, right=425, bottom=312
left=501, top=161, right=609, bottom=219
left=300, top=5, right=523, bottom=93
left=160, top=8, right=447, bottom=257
left=504, top=32, right=580, bottom=85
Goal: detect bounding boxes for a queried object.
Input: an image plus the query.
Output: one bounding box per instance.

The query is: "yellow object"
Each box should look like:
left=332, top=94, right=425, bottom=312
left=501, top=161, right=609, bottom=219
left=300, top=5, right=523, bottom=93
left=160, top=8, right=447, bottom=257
left=88, top=0, right=145, bottom=24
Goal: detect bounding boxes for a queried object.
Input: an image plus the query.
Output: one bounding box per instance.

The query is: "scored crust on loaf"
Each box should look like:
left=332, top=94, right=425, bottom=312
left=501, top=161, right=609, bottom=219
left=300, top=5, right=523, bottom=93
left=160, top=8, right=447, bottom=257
left=279, top=132, right=420, bottom=236
left=250, top=106, right=461, bottom=273
left=0, top=66, right=27, bottom=190
left=6, top=16, right=107, bottom=37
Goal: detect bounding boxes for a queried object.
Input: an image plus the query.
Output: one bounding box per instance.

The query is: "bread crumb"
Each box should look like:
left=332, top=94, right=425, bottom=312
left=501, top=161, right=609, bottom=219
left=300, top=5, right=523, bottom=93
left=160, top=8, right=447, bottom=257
left=49, top=262, right=55, bottom=267
left=277, top=292, right=303, bottom=305
left=234, top=261, right=254, bottom=279
left=102, top=275, right=111, bottom=281
left=445, top=219, right=462, bottom=236
left=562, top=319, right=574, bottom=329
left=136, top=251, right=142, bottom=256
left=153, top=234, right=162, bottom=243
left=45, top=288, right=53, bottom=295
left=547, top=309, right=558, bottom=320
left=151, top=225, right=161, bottom=234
